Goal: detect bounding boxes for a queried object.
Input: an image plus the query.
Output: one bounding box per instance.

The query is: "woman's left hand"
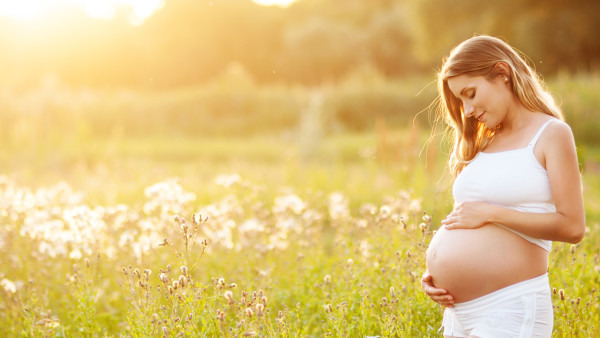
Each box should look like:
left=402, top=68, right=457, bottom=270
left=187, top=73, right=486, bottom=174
left=442, top=201, right=495, bottom=230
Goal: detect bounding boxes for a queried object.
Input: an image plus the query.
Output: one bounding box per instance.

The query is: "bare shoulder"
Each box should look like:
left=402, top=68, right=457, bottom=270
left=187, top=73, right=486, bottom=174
left=543, top=119, right=575, bottom=145
left=539, top=118, right=577, bottom=162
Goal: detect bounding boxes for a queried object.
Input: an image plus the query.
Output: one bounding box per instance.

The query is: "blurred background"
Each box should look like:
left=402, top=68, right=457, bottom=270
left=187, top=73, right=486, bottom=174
left=1, top=0, right=599, bottom=208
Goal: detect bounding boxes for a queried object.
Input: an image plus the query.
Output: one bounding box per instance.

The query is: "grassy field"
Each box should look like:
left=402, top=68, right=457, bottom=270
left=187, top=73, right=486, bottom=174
left=0, top=126, right=599, bottom=337
left=0, top=73, right=599, bottom=336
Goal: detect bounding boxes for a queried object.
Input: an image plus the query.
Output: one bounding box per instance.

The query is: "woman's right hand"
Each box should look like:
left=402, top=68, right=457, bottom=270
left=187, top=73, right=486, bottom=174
left=421, top=271, right=454, bottom=307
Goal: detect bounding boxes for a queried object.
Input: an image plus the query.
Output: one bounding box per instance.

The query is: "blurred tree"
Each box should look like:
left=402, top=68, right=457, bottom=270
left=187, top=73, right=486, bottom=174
left=0, top=0, right=598, bottom=88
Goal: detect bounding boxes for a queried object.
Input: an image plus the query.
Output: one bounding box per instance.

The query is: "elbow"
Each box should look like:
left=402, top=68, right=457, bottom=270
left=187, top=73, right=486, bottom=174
left=566, top=221, right=586, bottom=244
left=568, top=231, right=584, bottom=244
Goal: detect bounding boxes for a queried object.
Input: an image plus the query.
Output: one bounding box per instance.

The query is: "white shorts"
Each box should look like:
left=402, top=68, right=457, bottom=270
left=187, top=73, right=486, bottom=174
left=442, top=273, right=553, bottom=337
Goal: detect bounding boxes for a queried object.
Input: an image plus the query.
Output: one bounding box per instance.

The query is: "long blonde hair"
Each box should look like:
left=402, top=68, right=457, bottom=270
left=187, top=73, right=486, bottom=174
left=438, top=35, right=563, bottom=177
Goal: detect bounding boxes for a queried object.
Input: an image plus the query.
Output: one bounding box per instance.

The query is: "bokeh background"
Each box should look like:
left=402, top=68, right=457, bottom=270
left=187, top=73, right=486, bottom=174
left=1, top=0, right=599, bottom=206
left=1, top=1, right=600, bottom=336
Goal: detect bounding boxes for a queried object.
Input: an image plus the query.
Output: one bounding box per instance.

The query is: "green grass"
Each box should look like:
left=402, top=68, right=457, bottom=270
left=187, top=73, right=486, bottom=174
left=0, top=127, right=599, bottom=336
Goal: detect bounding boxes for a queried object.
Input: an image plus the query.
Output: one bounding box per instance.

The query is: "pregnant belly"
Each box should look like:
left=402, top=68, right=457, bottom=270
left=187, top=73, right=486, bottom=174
left=426, top=224, right=548, bottom=303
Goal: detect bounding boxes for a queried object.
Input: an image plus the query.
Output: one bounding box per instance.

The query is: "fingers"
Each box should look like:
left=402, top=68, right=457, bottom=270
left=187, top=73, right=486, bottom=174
left=434, top=295, right=455, bottom=307
left=420, top=273, right=455, bottom=307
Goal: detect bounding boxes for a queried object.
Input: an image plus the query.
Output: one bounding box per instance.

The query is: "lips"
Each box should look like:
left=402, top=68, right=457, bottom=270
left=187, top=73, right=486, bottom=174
left=476, top=112, right=485, bottom=121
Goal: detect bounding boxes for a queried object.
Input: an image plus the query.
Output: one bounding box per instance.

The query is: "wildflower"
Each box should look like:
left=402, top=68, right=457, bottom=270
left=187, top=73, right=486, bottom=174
left=172, top=281, right=179, bottom=290
left=347, top=258, right=354, bottom=266
left=178, top=275, right=186, bottom=288
left=559, top=289, right=565, bottom=301
left=390, top=287, right=396, bottom=298
left=245, top=308, right=253, bottom=318
left=1, top=279, right=17, bottom=294
left=595, top=265, right=600, bottom=273
left=229, top=283, right=237, bottom=288
left=261, top=296, right=268, bottom=306
left=571, top=245, right=576, bottom=254
left=224, top=291, right=234, bottom=302
left=422, top=213, right=432, bottom=223
left=242, top=331, right=257, bottom=337
left=324, top=275, right=331, bottom=284
left=159, top=273, right=169, bottom=284
left=379, top=205, right=391, bottom=218
left=256, top=303, right=264, bottom=316
left=323, top=304, right=333, bottom=313
left=162, top=326, right=168, bottom=335
left=180, top=265, right=188, bottom=276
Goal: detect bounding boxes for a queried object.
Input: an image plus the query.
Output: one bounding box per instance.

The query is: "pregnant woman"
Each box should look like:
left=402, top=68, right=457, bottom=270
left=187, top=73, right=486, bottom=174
left=421, top=35, right=585, bottom=337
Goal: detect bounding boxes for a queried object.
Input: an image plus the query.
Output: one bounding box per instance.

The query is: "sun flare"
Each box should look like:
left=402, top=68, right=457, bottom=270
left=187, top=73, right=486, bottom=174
left=252, top=0, right=296, bottom=6
left=0, top=0, right=165, bottom=25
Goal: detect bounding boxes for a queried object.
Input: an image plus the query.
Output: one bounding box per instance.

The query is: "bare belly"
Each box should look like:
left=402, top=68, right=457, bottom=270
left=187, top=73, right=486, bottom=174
left=426, top=224, right=548, bottom=303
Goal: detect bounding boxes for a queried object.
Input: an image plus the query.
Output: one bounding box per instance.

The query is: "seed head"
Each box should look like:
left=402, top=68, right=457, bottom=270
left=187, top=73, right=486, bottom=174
left=224, top=291, right=234, bottom=301
left=323, top=304, right=333, bottom=313
left=324, top=275, right=331, bottom=284
left=559, top=289, right=565, bottom=301
left=245, top=308, right=253, bottom=318
left=160, top=273, right=169, bottom=284
left=256, top=303, right=264, bottom=316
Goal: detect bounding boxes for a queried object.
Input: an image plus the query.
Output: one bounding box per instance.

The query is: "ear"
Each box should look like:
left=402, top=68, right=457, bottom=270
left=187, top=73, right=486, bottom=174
left=493, top=62, right=511, bottom=81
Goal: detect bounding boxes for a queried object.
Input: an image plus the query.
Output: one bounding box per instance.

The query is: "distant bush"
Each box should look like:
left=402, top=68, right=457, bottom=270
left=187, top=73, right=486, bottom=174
left=0, top=71, right=597, bottom=146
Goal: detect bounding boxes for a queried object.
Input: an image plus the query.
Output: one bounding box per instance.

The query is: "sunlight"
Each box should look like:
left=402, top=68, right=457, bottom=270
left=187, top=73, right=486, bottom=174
left=252, top=0, right=296, bottom=7
left=0, top=0, right=164, bottom=25
left=0, top=0, right=48, bottom=21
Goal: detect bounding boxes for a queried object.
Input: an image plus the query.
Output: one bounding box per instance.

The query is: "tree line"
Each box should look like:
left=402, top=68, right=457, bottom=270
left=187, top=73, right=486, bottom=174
left=1, top=0, right=599, bottom=89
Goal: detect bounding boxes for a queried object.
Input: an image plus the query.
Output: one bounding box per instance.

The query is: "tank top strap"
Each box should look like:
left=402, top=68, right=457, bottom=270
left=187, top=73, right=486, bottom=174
left=528, top=119, right=555, bottom=148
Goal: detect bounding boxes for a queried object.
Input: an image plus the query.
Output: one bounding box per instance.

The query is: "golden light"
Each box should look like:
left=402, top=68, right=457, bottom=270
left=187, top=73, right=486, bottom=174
left=0, top=0, right=165, bottom=26
left=252, top=0, right=296, bottom=7
left=0, top=0, right=49, bottom=21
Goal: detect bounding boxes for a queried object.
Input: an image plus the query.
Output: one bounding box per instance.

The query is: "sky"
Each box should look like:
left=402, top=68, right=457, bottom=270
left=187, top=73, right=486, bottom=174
left=0, top=0, right=296, bottom=26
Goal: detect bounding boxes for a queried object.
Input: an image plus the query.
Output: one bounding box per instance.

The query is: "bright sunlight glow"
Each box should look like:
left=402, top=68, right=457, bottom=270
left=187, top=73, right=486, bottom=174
left=0, top=0, right=165, bottom=26
left=252, top=0, right=296, bottom=7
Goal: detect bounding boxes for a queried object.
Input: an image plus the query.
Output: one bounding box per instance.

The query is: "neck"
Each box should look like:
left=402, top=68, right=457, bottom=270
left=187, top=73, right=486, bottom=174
left=498, top=100, right=533, bottom=132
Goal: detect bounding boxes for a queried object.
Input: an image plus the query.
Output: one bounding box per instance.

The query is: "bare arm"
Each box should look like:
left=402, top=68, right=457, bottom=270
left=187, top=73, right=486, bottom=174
left=442, top=121, right=586, bottom=244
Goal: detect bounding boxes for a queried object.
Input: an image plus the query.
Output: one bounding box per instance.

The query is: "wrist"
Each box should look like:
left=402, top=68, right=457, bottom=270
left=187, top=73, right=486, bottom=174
left=486, top=204, right=501, bottom=224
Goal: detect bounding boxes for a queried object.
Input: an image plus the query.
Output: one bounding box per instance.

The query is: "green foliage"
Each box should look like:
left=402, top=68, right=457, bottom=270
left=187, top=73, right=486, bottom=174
left=1, top=0, right=598, bottom=88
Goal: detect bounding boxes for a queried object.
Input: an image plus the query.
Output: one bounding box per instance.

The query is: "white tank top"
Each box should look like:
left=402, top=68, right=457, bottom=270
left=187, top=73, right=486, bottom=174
left=452, top=119, right=559, bottom=252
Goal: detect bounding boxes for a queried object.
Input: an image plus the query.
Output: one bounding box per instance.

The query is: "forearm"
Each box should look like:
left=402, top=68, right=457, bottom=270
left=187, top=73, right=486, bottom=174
left=487, top=205, right=585, bottom=244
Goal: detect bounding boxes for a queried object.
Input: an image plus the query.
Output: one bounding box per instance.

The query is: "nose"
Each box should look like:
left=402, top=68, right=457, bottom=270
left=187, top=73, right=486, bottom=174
left=463, top=103, right=475, bottom=117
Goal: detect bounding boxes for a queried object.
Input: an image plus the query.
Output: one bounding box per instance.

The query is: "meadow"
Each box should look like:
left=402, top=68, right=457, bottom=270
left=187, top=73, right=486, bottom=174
left=0, top=74, right=599, bottom=337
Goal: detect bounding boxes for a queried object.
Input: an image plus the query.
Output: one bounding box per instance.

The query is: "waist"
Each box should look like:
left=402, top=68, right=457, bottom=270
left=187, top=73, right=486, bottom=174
left=454, top=273, right=550, bottom=311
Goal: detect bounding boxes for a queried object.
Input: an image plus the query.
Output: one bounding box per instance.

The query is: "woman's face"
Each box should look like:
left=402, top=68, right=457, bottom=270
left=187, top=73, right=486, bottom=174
left=447, top=74, right=512, bottom=129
